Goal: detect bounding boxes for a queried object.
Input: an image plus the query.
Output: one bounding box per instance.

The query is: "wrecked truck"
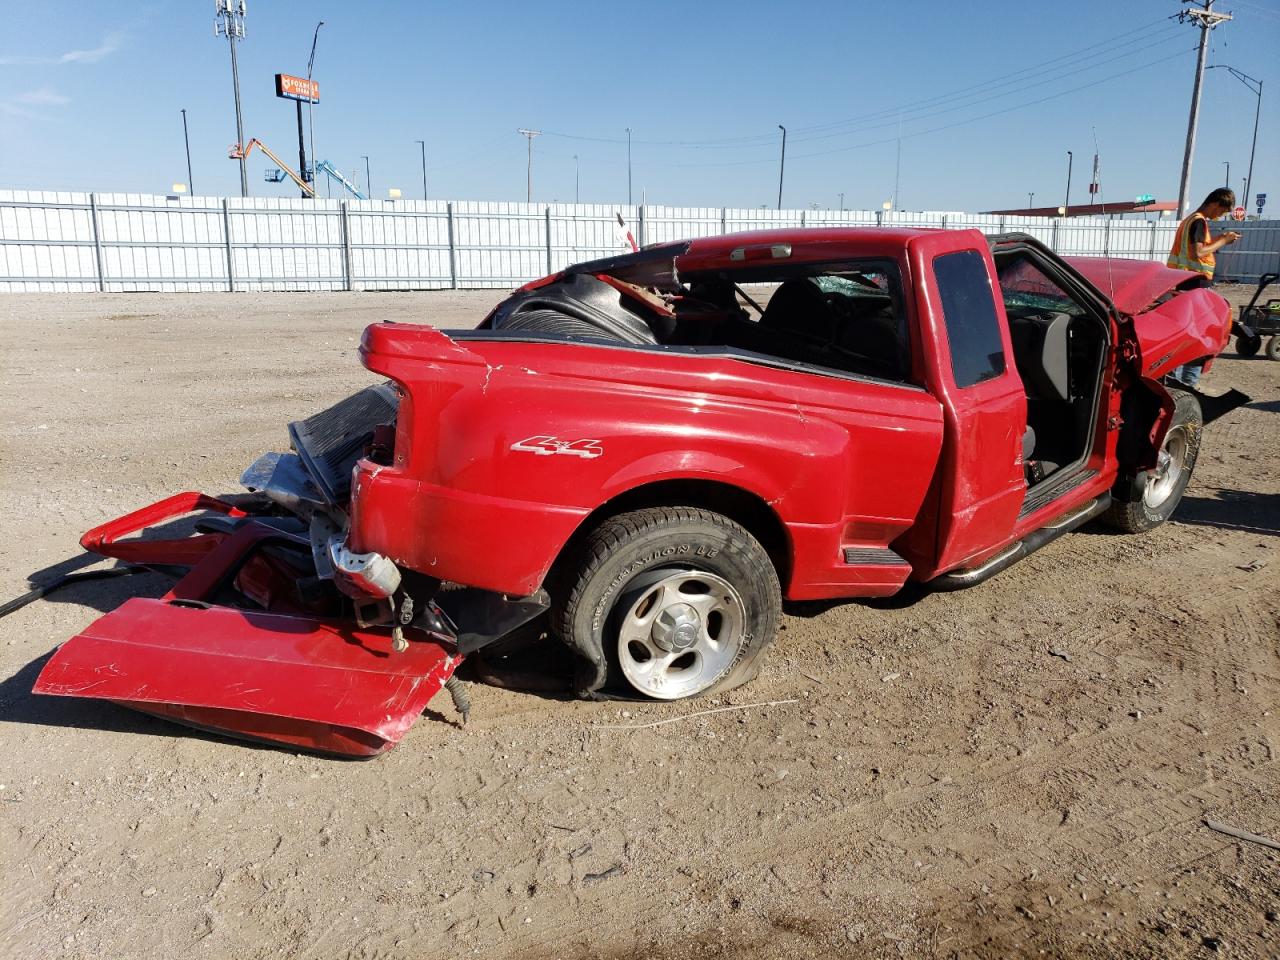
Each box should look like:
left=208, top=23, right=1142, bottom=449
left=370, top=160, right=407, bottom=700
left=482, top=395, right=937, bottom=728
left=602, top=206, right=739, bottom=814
left=34, top=228, right=1241, bottom=756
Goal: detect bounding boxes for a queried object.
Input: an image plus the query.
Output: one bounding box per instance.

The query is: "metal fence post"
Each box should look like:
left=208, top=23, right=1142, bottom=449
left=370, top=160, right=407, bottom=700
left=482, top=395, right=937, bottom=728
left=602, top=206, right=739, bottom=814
left=875, top=210, right=883, bottom=227
left=446, top=201, right=458, bottom=290
left=800, top=210, right=806, bottom=228
left=941, top=214, right=949, bottom=232
left=1051, top=218, right=1059, bottom=253
left=545, top=207, right=553, bottom=275
left=720, top=207, right=727, bottom=234
left=340, top=200, right=354, bottom=292
left=1148, top=221, right=1159, bottom=259
left=1103, top=219, right=1111, bottom=257
left=999, top=216, right=1007, bottom=233
left=89, top=193, right=107, bottom=292
left=221, top=198, right=235, bottom=293
left=638, top=205, right=646, bottom=248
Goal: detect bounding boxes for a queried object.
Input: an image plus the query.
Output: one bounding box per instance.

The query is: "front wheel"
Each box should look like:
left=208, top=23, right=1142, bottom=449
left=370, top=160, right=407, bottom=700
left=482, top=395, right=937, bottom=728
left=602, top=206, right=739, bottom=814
left=1236, top=333, right=1262, bottom=357
left=1103, top=389, right=1202, bottom=533
left=553, top=507, right=781, bottom=700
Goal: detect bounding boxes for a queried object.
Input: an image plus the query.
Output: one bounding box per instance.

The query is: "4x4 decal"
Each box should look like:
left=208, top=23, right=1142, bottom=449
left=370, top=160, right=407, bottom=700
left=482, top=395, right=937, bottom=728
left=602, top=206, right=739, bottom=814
left=511, top=435, right=604, bottom=458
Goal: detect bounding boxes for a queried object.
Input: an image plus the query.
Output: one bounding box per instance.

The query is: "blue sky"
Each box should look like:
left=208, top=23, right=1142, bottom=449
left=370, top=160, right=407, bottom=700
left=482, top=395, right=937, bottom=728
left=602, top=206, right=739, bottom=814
left=0, top=0, right=1275, bottom=212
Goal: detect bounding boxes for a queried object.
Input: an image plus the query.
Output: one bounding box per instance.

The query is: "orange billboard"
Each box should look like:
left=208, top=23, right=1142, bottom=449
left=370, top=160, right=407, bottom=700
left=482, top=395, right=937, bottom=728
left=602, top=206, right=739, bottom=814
left=275, top=73, right=319, bottom=103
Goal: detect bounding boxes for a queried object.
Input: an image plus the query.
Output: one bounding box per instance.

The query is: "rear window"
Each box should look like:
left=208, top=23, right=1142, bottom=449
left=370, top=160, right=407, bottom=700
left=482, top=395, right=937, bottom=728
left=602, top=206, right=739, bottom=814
left=934, top=250, right=1006, bottom=388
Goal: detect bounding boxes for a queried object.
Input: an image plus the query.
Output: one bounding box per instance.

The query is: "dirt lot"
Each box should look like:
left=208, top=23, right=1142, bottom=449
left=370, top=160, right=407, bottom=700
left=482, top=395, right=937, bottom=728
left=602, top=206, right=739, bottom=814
left=1, top=287, right=1277, bottom=960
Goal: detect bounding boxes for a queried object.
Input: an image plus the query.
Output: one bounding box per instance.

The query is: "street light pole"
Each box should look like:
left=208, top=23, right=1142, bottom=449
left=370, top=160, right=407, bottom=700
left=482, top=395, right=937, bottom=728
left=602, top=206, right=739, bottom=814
left=362, top=155, right=371, bottom=199
left=1208, top=66, right=1263, bottom=211
left=1028, top=191, right=1035, bottom=209
left=517, top=129, right=541, bottom=203
left=1064, top=150, right=1072, bottom=213
left=416, top=140, right=428, bottom=200
left=777, top=125, right=787, bottom=210
left=306, top=20, right=324, bottom=198
left=1223, top=160, right=1230, bottom=189
left=626, top=128, right=632, bottom=206
left=181, top=108, right=194, bottom=194
left=215, top=0, right=249, bottom=197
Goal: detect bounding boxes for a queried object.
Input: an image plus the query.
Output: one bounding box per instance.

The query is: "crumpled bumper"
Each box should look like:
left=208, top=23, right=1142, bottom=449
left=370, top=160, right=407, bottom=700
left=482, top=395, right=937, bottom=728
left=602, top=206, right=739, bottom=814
left=31, top=493, right=462, bottom=757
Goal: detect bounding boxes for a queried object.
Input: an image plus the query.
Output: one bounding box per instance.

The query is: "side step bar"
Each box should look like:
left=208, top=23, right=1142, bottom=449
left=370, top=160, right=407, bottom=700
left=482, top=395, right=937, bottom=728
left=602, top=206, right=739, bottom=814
left=929, top=494, right=1111, bottom=592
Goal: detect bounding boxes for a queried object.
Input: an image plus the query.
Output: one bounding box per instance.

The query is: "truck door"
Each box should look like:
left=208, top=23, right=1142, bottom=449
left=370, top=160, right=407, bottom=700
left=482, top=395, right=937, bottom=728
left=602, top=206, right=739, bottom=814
left=900, top=231, right=1027, bottom=576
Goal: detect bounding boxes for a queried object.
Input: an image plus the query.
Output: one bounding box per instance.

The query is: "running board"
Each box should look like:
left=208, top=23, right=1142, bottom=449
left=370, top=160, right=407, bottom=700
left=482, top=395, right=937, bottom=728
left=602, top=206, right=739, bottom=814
left=929, top=495, right=1111, bottom=592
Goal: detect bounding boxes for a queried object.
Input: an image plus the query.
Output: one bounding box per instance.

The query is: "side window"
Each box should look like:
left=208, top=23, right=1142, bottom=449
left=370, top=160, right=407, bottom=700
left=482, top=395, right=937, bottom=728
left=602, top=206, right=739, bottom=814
left=754, top=263, right=910, bottom=381
left=934, top=250, right=1007, bottom=388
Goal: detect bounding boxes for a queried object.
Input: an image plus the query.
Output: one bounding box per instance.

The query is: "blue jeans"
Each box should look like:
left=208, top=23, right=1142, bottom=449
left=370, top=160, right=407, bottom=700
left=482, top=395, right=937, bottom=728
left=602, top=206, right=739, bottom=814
left=1173, top=361, right=1203, bottom=388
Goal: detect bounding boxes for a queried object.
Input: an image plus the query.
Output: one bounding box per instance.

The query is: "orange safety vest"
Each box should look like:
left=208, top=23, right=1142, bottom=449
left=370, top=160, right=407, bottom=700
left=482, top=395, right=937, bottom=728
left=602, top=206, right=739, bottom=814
left=1167, top=211, right=1215, bottom=278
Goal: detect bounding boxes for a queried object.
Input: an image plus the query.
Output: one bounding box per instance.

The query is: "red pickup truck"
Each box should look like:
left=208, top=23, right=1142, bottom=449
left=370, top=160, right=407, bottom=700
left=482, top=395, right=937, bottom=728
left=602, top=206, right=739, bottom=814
left=35, top=228, right=1239, bottom=756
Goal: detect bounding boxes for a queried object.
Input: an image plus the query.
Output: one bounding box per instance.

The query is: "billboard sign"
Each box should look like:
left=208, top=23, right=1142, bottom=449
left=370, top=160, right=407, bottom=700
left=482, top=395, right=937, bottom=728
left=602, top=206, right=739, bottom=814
left=275, top=73, right=319, bottom=103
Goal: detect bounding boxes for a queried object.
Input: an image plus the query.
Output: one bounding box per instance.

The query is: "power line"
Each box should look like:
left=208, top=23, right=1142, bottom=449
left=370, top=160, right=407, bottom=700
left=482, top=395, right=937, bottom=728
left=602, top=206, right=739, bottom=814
left=540, top=14, right=1181, bottom=151
left=653, top=45, right=1196, bottom=170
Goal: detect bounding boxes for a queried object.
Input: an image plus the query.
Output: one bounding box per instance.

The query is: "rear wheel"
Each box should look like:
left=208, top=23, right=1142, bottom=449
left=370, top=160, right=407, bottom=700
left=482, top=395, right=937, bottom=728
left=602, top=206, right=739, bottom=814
left=554, top=507, right=780, bottom=700
left=1103, top=389, right=1202, bottom=533
left=1266, top=336, right=1280, bottom=361
left=1236, top=333, right=1262, bottom=357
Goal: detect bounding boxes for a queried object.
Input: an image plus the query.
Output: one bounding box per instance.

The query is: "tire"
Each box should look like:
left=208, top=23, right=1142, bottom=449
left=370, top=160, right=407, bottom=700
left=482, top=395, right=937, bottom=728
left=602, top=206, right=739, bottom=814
left=497, top=308, right=624, bottom=341
left=553, top=506, right=781, bottom=700
left=1236, top=333, right=1262, bottom=357
left=1266, top=336, right=1280, bottom=361
left=1103, top=389, right=1202, bottom=534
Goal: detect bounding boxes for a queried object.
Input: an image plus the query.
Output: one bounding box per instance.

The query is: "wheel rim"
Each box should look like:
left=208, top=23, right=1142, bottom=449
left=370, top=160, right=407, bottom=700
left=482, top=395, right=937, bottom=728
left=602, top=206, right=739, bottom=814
left=1144, top=426, right=1189, bottom=509
left=615, top=569, right=745, bottom=700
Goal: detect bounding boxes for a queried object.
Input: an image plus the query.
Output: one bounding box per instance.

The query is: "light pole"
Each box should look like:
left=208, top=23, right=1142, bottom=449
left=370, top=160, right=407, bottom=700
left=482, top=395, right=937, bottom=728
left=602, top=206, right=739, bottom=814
left=362, top=156, right=371, bottom=199
left=838, top=192, right=844, bottom=212
left=1028, top=191, right=1035, bottom=209
left=1208, top=66, right=1263, bottom=210
left=777, top=125, right=787, bottom=210
left=1223, top=160, right=1230, bottom=189
left=180, top=108, right=194, bottom=194
left=626, top=128, right=632, bottom=206
left=306, top=21, right=324, bottom=197
left=416, top=140, right=428, bottom=200
left=1064, top=151, right=1073, bottom=213
left=214, top=0, right=248, bottom=197
left=517, top=129, right=541, bottom=202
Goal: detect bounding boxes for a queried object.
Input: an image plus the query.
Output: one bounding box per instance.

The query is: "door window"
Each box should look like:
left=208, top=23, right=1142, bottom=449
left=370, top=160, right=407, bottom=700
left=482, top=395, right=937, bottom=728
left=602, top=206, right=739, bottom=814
left=934, top=250, right=1007, bottom=388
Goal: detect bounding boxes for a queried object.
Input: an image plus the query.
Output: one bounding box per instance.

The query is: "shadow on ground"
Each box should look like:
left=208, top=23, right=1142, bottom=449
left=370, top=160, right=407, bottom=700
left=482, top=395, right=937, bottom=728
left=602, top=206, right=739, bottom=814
left=1174, top=489, right=1280, bottom=537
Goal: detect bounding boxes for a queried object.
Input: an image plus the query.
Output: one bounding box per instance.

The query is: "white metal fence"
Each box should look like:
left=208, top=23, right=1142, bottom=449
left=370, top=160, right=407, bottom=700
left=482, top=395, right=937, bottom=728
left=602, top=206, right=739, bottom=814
left=2, top=189, right=1276, bottom=293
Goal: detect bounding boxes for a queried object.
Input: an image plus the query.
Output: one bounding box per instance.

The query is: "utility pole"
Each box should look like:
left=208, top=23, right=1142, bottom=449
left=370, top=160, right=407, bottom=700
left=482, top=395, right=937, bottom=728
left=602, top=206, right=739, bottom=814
left=1208, top=66, right=1263, bottom=210
left=1176, top=0, right=1232, bottom=218
left=518, top=129, right=541, bottom=203
left=306, top=21, right=324, bottom=197
left=777, top=125, right=787, bottom=210
left=416, top=140, right=428, bottom=200
left=180, top=108, right=194, bottom=194
left=362, top=155, right=371, bottom=198
left=1064, top=150, right=1072, bottom=212
left=215, top=0, right=248, bottom=197
left=626, top=128, right=632, bottom=206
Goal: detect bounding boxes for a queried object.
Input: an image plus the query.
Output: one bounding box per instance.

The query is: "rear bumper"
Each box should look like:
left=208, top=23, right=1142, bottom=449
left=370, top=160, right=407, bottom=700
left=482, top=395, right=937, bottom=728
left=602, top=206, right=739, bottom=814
left=348, top=460, right=589, bottom=597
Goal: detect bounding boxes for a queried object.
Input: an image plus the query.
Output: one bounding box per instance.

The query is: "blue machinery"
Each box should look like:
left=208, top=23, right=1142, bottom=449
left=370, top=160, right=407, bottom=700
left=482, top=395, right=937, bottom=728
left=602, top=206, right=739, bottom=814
left=312, top=159, right=366, bottom=200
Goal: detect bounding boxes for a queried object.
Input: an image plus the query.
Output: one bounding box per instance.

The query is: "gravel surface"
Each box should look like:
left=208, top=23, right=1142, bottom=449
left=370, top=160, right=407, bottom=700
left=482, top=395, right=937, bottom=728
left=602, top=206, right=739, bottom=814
left=1, top=287, right=1277, bottom=960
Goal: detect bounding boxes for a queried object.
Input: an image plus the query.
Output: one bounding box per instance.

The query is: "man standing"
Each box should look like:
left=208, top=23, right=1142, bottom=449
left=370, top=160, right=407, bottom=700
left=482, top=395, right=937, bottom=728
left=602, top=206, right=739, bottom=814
left=1167, top=187, right=1241, bottom=387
